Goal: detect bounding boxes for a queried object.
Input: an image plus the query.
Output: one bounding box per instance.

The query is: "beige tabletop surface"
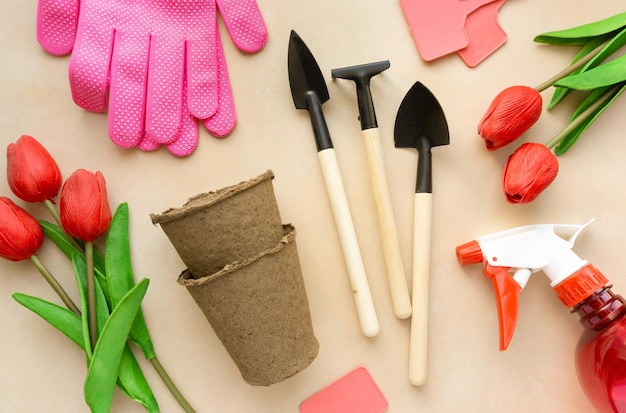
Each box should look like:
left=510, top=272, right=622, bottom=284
left=2, top=1, right=626, bottom=412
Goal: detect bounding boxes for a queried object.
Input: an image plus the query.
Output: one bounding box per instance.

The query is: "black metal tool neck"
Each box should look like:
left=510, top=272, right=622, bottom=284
left=355, top=82, right=377, bottom=130
left=331, top=60, right=390, bottom=130
left=416, top=137, right=433, bottom=194
left=306, top=91, right=333, bottom=151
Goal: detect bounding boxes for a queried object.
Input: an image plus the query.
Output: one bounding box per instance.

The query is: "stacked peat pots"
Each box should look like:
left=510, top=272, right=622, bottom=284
left=151, top=171, right=319, bottom=386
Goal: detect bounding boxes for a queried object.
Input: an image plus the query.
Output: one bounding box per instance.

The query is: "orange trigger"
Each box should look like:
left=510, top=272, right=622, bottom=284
left=484, top=264, right=522, bottom=351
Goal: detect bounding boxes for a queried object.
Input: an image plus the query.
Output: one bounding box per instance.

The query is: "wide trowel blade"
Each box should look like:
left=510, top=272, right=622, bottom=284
left=288, top=30, right=329, bottom=109
left=394, top=82, right=450, bottom=149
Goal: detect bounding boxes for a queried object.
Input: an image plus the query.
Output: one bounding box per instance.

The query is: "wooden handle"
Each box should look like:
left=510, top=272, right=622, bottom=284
left=362, top=128, right=412, bottom=319
left=318, top=148, right=380, bottom=337
left=409, top=193, right=433, bottom=386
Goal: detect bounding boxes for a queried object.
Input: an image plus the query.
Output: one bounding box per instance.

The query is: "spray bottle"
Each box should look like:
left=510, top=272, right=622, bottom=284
left=456, top=219, right=626, bottom=413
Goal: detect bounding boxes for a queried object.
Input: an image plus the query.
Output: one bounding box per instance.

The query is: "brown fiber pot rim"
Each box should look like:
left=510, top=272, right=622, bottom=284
left=149, top=170, right=275, bottom=225
left=177, top=224, right=296, bottom=287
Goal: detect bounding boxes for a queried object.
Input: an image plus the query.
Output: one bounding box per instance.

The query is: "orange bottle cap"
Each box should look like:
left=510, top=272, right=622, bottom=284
left=553, top=264, right=608, bottom=308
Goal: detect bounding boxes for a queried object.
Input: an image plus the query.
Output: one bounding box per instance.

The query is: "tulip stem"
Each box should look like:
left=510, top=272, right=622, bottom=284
left=30, top=255, right=81, bottom=315
left=43, top=200, right=62, bottom=227
left=149, top=357, right=197, bottom=413
left=545, top=84, right=623, bottom=149
left=535, top=43, right=606, bottom=93
left=85, top=241, right=97, bottom=350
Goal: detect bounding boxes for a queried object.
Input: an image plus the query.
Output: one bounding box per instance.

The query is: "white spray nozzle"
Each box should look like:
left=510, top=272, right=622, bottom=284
left=477, top=219, right=594, bottom=287
left=456, top=219, right=597, bottom=351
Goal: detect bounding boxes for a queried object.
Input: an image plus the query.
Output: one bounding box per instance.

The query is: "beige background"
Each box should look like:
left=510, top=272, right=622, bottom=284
left=2, top=1, right=626, bottom=412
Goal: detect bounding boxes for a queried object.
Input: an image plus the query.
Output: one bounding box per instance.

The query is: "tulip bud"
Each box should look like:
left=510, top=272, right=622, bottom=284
left=60, top=169, right=111, bottom=241
left=0, top=196, right=44, bottom=261
left=6, top=135, right=62, bottom=203
left=502, top=142, right=559, bottom=204
left=478, top=86, right=543, bottom=150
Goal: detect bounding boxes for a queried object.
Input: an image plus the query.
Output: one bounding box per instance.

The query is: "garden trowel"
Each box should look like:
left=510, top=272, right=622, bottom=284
left=394, top=81, right=450, bottom=386
left=288, top=30, right=379, bottom=338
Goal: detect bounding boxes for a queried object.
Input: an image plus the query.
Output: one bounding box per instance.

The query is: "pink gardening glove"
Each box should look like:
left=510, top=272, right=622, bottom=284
left=36, top=0, right=267, bottom=156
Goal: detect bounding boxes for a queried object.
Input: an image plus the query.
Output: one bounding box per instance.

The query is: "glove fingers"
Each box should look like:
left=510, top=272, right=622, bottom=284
left=139, top=70, right=199, bottom=157
left=145, top=36, right=185, bottom=144
left=166, top=111, right=199, bottom=157
left=37, top=0, right=80, bottom=55
left=187, top=36, right=219, bottom=120
left=138, top=113, right=199, bottom=157
left=68, top=1, right=116, bottom=112
left=166, top=73, right=199, bottom=157
left=136, top=134, right=159, bottom=152
left=203, top=33, right=236, bottom=137
left=152, top=1, right=219, bottom=120
left=216, top=0, right=268, bottom=53
left=108, top=31, right=151, bottom=148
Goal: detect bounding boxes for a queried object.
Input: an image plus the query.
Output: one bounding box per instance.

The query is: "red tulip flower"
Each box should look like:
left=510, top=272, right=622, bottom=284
left=60, top=169, right=111, bottom=351
left=0, top=196, right=44, bottom=261
left=502, top=143, right=559, bottom=204
left=6, top=135, right=62, bottom=203
left=60, top=169, right=111, bottom=241
left=478, top=86, right=543, bottom=151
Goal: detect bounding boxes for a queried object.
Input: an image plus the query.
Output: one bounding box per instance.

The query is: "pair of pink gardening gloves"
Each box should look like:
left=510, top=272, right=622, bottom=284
left=37, top=0, right=268, bottom=156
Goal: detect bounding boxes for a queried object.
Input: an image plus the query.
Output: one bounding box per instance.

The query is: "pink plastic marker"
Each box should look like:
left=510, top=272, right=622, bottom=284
left=300, top=367, right=388, bottom=413
left=457, top=0, right=507, bottom=67
left=400, top=0, right=500, bottom=62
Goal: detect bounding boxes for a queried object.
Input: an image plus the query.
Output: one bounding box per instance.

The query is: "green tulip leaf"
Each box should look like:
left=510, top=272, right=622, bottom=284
left=534, top=12, right=626, bottom=45
left=12, top=293, right=159, bottom=412
left=548, top=31, right=626, bottom=108
left=105, top=203, right=155, bottom=360
left=571, top=86, right=611, bottom=119
left=40, top=220, right=80, bottom=257
left=73, top=255, right=95, bottom=359
left=12, top=293, right=85, bottom=348
left=84, top=278, right=150, bottom=413
left=555, top=53, right=626, bottom=90
left=41, top=220, right=110, bottom=304
left=548, top=37, right=606, bottom=108
left=39, top=220, right=106, bottom=273
left=555, top=84, right=626, bottom=155
left=589, top=27, right=626, bottom=65
left=117, top=346, right=160, bottom=413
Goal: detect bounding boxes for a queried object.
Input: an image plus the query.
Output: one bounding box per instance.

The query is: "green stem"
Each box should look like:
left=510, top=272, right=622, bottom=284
left=30, top=255, right=81, bottom=315
left=535, top=43, right=606, bottom=92
left=85, top=241, right=97, bottom=350
left=43, top=199, right=62, bottom=227
left=545, top=84, right=622, bottom=149
left=149, top=357, right=196, bottom=413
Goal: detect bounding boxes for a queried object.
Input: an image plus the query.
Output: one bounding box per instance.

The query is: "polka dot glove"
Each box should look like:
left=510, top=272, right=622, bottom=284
left=36, top=0, right=268, bottom=156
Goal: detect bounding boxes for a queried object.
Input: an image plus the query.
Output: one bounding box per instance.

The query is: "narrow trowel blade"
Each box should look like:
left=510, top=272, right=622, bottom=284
left=288, top=30, right=329, bottom=110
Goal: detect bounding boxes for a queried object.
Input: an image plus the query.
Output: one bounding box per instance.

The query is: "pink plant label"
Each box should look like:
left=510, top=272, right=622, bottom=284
left=458, top=0, right=507, bottom=67
left=400, top=0, right=507, bottom=66
left=300, top=367, right=388, bottom=413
